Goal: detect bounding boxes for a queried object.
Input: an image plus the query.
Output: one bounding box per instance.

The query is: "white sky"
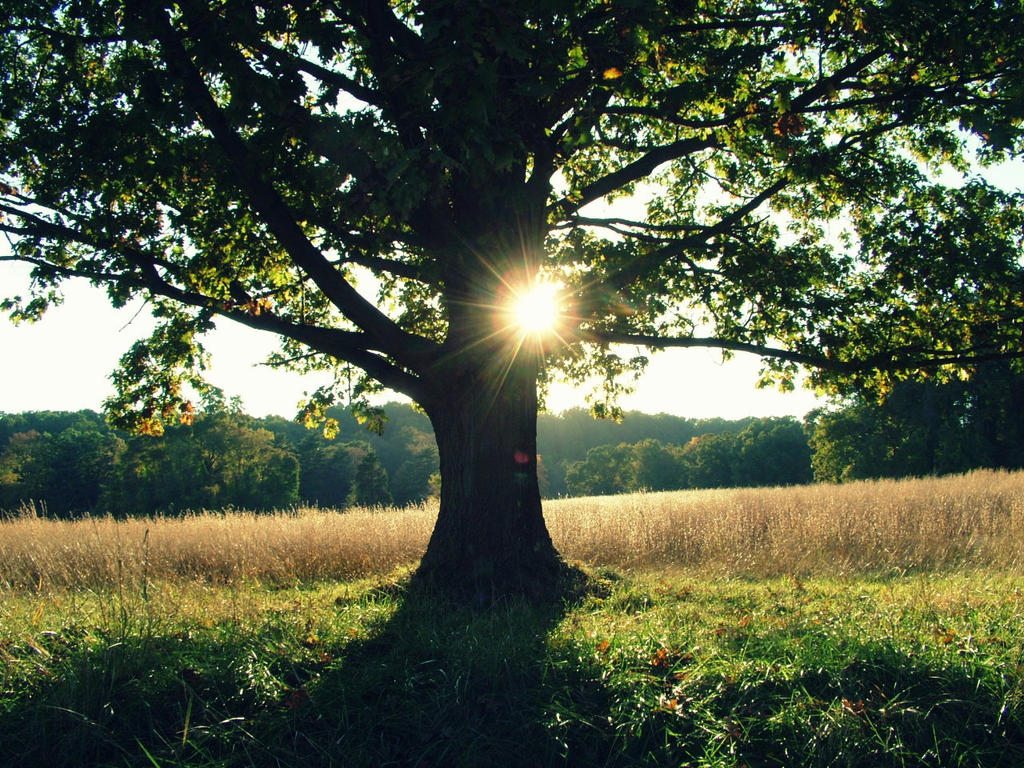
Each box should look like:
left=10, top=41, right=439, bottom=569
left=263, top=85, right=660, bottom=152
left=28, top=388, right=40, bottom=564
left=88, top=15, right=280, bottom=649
left=0, top=262, right=823, bottom=420
left=3, top=159, right=1018, bottom=423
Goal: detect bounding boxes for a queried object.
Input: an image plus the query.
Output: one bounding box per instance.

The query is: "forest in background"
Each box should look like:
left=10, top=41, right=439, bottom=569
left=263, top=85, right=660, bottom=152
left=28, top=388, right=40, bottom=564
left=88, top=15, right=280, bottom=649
left=2, top=360, right=1023, bottom=518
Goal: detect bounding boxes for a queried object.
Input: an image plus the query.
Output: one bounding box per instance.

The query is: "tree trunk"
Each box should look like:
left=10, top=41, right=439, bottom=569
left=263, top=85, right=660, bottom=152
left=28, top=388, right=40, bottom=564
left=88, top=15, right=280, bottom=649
left=415, top=350, right=565, bottom=602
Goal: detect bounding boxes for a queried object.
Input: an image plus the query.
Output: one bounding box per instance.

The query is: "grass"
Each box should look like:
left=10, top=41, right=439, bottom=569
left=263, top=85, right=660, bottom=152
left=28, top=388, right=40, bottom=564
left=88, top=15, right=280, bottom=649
left=3, top=469, right=1022, bottom=591
left=2, top=571, right=1022, bottom=767
left=551, top=470, right=1024, bottom=576
left=1, top=470, right=1023, bottom=766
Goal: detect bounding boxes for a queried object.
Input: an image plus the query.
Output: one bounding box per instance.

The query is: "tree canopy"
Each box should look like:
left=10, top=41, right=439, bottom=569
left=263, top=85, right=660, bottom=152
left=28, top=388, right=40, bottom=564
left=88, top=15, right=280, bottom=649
left=808, top=359, right=1024, bottom=481
left=3, top=0, right=1023, bottom=597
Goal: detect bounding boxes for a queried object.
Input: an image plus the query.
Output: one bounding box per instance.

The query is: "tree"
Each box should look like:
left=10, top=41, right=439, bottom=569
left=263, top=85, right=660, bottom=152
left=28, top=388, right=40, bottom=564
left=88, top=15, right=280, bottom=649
left=387, top=426, right=439, bottom=506
left=732, top=417, right=812, bottom=487
left=3, top=1, right=1023, bottom=598
left=0, top=427, right=124, bottom=517
left=565, top=443, right=637, bottom=496
left=632, top=438, right=687, bottom=492
left=104, top=424, right=213, bottom=514
left=194, top=411, right=300, bottom=510
left=807, top=361, right=1024, bottom=482
left=297, top=436, right=361, bottom=508
left=347, top=444, right=393, bottom=507
left=566, top=438, right=689, bottom=495
left=104, top=409, right=299, bottom=514
left=538, top=408, right=749, bottom=496
left=284, top=404, right=437, bottom=507
left=681, top=432, right=739, bottom=488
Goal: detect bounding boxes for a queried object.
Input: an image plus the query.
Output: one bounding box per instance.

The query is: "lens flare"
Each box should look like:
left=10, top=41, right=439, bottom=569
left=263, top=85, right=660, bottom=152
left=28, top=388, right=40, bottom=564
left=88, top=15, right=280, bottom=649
left=514, top=282, right=561, bottom=334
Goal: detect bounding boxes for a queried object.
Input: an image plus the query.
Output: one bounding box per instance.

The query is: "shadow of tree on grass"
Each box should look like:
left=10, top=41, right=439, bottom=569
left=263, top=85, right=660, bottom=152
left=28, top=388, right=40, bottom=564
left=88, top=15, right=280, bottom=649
left=2, top=578, right=1023, bottom=767
left=282, top=584, right=586, bottom=767
left=0, top=580, right=602, bottom=768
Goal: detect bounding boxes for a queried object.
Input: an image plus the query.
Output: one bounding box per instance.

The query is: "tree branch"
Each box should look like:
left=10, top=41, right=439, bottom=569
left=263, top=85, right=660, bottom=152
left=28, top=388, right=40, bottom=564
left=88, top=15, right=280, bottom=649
left=143, top=3, right=436, bottom=369
left=574, top=177, right=788, bottom=317
left=330, top=0, right=431, bottom=148
left=333, top=250, right=432, bottom=284
left=7, top=23, right=126, bottom=45
left=557, top=214, right=709, bottom=243
left=251, top=39, right=384, bottom=109
left=550, top=136, right=717, bottom=219
left=332, top=0, right=427, bottom=59
left=576, top=329, right=1024, bottom=375
left=1, top=235, right=429, bottom=400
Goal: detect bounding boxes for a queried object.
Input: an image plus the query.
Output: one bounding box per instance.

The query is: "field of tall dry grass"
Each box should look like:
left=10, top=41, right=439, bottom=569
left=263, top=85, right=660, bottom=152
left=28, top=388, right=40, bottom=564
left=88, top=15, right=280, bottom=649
left=2, top=469, right=1022, bottom=591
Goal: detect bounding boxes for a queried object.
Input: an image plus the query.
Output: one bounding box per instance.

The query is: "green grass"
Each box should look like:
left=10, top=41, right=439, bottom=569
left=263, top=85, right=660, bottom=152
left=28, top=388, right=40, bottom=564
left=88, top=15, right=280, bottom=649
left=2, top=567, right=1022, bottom=767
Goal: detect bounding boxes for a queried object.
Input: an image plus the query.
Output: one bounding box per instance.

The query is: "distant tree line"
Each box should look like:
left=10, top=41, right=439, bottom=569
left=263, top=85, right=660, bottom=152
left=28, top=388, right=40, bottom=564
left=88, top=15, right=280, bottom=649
left=0, top=402, right=437, bottom=518
left=807, top=361, right=1024, bottom=483
left=3, top=364, right=1023, bottom=518
left=562, top=417, right=813, bottom=496
left=535, top=409, right=820, bottom=496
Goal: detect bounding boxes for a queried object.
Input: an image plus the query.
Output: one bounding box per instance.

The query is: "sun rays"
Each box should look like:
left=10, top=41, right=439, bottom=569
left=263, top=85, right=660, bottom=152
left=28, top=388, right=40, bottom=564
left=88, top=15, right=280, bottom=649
left=445, top=274, right=571, bottom=416
left=512, top=281, right=562, bottom=336
left=429, top=233, right=576, bottom=415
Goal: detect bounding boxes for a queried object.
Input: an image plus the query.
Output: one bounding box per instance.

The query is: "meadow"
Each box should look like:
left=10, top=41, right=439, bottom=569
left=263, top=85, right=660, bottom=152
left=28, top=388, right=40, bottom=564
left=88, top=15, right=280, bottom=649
left=1, top=469, right=1023, bottom=766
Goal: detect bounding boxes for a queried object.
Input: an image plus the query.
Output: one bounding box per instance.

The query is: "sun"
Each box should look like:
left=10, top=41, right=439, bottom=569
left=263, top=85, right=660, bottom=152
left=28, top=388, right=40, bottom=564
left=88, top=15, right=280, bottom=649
left=513, top=282, right=562, bottom=334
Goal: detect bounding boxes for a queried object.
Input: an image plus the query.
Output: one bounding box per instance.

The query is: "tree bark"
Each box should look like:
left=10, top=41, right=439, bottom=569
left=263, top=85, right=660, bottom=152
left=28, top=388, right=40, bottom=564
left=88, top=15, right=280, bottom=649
left=415, top=348, right=565, bottom=602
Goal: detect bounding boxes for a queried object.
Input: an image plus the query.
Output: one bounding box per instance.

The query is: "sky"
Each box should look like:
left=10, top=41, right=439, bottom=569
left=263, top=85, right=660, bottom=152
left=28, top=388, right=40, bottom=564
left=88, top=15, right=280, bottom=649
left=3, top=158, right=1019, bottom=424
left=0, top=260, right=824, bottom=421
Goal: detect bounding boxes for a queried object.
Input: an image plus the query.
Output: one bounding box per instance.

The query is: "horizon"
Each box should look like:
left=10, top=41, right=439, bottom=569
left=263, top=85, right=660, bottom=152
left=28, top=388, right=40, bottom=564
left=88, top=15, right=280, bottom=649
left=0, top=260, right=826, bottom=422
left=4, top=159, right=1018, bottom=423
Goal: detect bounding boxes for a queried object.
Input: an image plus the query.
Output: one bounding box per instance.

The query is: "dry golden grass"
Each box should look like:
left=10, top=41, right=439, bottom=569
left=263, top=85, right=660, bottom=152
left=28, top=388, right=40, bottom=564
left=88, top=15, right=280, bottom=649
left=548, top=468, right=1024, bottom=576
left=1, top=469, right=1021, bottom=591
left=0, top=504, right=435, bottom=591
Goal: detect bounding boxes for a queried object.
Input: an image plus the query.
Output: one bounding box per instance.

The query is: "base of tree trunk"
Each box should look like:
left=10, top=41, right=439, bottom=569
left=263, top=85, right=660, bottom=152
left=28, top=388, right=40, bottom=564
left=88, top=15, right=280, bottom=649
left=410, top=553, right=592, bottom=607
left=417, top=354, right=579, bottom=605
